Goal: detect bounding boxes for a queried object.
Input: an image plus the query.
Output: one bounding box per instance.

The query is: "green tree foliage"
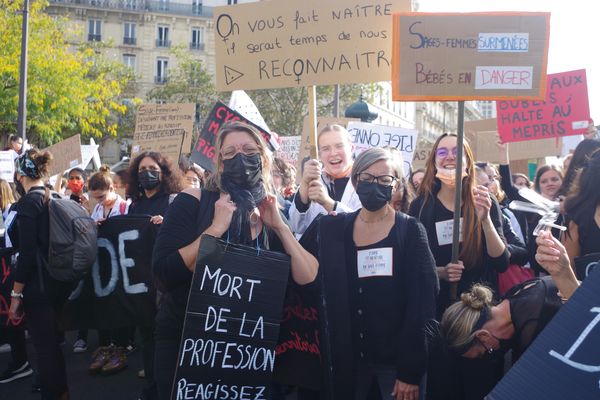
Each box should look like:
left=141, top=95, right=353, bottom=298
left=0, top=0, right=136, bottom=146
left=146, top=47, right=218, bottom=124
left=247, top=84, right=376, bottom=135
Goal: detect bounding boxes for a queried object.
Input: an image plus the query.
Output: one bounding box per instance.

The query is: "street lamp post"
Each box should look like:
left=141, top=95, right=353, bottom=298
left=344, top=94, right=378, bottom=123
left=17, top=0, right=30, bottom=142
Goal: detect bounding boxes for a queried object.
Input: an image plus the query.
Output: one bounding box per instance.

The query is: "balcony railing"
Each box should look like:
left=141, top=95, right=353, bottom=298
left=48, top=0, right=213, bottom=18
left=189, top=42, right=205, bottom=51
left=156, top=39, right=171, bottom=48
left=88, top=34, right=101, bottom=42
left=154, top=75, right=168, bottom=84
left=123, top=37, right=136, bottom=45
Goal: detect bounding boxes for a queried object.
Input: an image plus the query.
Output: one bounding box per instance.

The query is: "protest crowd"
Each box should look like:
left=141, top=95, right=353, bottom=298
left=0, top=116, right=598, bottom=400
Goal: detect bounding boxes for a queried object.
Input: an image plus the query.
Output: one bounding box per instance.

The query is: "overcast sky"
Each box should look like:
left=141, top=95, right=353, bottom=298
left=419, top=0, right=598, bottom=121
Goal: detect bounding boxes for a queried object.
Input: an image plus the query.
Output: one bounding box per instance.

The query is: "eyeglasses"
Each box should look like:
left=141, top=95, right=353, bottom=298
left=356, top=172, right=397, bottom=186
left=221, top=144, right=260, bottom=160
left=436, top=147, right=458, bottom=159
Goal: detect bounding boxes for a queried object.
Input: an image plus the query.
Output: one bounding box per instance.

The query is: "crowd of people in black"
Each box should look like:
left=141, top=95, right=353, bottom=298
left=0, top=123, right=598, bottom=400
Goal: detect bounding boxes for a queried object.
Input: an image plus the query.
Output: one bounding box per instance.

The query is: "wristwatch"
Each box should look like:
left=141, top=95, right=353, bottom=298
left=10, top=290, right=23, bottom=299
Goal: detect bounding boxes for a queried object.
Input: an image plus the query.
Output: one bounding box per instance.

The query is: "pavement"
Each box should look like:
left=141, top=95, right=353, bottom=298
left=0, top=330, right=145, bottom=400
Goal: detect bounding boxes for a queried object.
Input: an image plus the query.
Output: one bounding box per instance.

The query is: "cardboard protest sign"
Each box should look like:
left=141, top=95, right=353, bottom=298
left=276, top=136, right=301, bottom=166
left=44, top=135, right=83, bottom=177
left=62, top=216, right=157, bottom=330
left=486, top=268, right=600, bottom=400
left=347, top=121, right=417, bottom=176
left=392, top=12, right=550, bottom=101
left=496, top=70, right=590, bottom=143
left=412, top=138, right=434, bottom=169
left=464, top=118, right=562, bottom=162
left=0, top=151, right=15, bottom=183
left=172, top=235, right=290, bottom=400
left=131, top=103, right=195, bottom=162
left=214, top=0, right=411, bottom=91
left=574, top=253, right=600, bottom=281
left=190, top=101, right=274, bottom=173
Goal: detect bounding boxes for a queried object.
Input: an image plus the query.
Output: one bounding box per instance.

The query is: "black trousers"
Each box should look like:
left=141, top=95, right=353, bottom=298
left=154, top=321, right=180, bottom=400
left=24, top=301, right=68, bottom=399
left=5, top=324, right=28, bottom=367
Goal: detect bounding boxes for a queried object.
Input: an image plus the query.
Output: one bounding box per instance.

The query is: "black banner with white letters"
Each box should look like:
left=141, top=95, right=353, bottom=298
left=172, top=235, right=290, bottom=400
left=487, top=268, right=600, bottom=400
left=62, top=215, right=157, bottom=330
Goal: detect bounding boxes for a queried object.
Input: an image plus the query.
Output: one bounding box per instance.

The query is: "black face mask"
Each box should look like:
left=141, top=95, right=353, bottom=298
left=15, top=178, right=26, bottom=197
left=138, top=170, right=161, bottom=191
left=222, top=153, right=263, bottom=188
left=356, top=180, right=393, bottom=212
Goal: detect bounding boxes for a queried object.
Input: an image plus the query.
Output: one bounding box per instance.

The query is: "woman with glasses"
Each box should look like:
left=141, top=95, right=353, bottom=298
left=300, top=147, right=438, bottom=400
left=152, top=121, right=317, bottom=400
left=409, top=134, right=508, bottom=400
left=409, top=134, right=508, bottom=316
left=179, top=157, right=205, bottom=190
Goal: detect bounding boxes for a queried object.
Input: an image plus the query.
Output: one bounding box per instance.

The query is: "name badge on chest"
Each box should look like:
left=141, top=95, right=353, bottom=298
left=356, top=247, right=393, bottom=278
left=435, top=218, right=463, bottom=246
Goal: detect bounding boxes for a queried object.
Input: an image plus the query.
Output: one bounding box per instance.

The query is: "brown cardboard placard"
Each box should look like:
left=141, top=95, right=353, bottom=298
left=411, top=138, right=434, bottom=169
left=465, top=118, right=562, bottom=163
left=214, top=0, right=411, bottom=91
left=392, top=12, right=550, bottom=101
left=44, top=135, right=83, bottom=177
left=132, top=103, right=195, bottom=162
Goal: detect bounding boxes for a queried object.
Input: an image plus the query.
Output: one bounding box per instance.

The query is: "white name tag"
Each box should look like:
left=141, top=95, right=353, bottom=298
left=357, top=247, right=393, bottom=278
left=435, top=218, right=463, bottom=246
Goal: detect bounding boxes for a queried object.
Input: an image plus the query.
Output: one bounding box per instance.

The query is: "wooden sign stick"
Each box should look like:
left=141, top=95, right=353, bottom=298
left=307, top=86, right=319, bottom=159
left=450, top=100, right=465, bottom=301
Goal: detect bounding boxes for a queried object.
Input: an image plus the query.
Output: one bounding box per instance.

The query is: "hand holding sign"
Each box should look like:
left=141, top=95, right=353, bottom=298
left=209, top=193, right=238, bottom=239
left=308, top=180, right=335, bottom=212
left=495, top=134, right=510, bottom=165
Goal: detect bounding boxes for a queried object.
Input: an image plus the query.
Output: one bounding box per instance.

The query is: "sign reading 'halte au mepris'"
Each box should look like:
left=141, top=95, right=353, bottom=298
left=214, top=0, right=410, bottom=91
left=392, top=12, right=551, bottom=101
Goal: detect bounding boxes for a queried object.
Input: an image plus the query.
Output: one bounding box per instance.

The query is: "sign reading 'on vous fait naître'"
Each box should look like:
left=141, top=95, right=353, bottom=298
left=392, top=12, right=550, bottom=101
left=213, top=0, right=411, bottom=91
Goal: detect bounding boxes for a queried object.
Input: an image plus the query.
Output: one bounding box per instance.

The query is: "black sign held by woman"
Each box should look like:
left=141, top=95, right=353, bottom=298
left=190, top=102, right=273, bottom=173
left=172, top=235, right=290, bottom=400
left=62, top=215, right=157, bottom=329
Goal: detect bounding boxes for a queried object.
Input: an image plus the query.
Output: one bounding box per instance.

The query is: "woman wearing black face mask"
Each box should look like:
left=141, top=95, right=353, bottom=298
left=299, top=147, right=438, bottom=400
left=151, top=121, right=317, bottom=400
left=127, top=151, right=183, bottom=224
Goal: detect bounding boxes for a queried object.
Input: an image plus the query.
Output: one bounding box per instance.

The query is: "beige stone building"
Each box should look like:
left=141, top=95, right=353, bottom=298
left=45, top=0, right=232, bottom=98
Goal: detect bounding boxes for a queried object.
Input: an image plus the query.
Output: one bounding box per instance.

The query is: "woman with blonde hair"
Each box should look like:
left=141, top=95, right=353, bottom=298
left=152, top=121, right=317, bottom=399
left=0, top=179, right=15, bottom=218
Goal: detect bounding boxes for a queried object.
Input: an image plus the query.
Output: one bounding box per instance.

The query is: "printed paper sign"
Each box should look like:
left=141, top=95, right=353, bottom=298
left=347, top=121, right=418, bottom=176
left=357, top=247, right=393, bottom=278
left=435, top=218, right=463, bottom=246
left=391, top=12, right=550, bottom=101
left=214, top=0, right=411, bottom=91
left=276, top=136, right=301, bottom=166
left=0, top=151, right=15, bottom=183
left=496, top=70, right=590, bottom=143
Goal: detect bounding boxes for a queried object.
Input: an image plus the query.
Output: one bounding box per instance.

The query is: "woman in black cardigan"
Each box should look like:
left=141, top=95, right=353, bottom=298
left=302, top=147, right=438, bottom=400
left=151, top=122, right=317, bottom=400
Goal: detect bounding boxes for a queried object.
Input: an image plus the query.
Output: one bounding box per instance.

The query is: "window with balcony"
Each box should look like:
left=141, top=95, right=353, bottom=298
left=192, top=0, right=202, bottom=15
left=88, top=19, right=101, bottom=42
left=156, top=58, right=169, bottom=84
left=156, top=25, right=171, bottom=48
left=190, top=27, right=205, bottom=51
left=123, top=54, right=136, bottom=70
left=123, top=22, right=136, bottom=45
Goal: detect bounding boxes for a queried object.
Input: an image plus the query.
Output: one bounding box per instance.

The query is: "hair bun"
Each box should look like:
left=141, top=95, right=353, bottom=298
left=460, top=285, right=493, bottom=311
left=99, top=165, right=111, bottom=174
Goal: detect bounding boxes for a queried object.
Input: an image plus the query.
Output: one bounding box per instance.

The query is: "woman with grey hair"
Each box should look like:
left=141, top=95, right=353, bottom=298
left=301, top=147, right=438, bottom=400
